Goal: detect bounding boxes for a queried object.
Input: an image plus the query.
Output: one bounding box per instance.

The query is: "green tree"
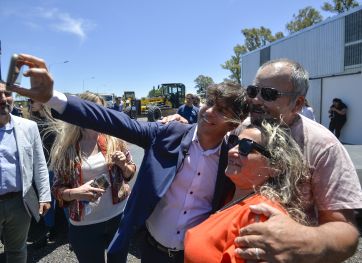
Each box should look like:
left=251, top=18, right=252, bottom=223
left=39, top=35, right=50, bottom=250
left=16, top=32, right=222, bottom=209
left=147, top=86, right=164, bottom=98
left=322, top=0, right=359, bottom=13
left=147, top=86, right=157, bottom=98
left=221, top=44, right=247, bottom=84
left=221, top=27, right=283, bottom=84
left=194, top=75, right=214, bottom=98
left=286, top=7, right=323, bottom=33
left=242, top=27, right=284, bottom=51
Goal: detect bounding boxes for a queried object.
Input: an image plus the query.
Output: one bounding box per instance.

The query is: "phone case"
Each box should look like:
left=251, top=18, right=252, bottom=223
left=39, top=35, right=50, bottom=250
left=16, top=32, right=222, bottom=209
left=6, top=54, right=23, bottom=89
left=91, top=174, right=110, bottom=190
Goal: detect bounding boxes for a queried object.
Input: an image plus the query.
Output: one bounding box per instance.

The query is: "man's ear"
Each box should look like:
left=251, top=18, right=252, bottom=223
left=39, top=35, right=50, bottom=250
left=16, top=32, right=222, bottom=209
left=292, top=96, right=305, bottom=113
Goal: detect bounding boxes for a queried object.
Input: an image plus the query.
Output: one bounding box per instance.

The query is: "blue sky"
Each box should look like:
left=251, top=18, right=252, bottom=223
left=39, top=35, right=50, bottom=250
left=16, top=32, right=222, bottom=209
left=1, top=0, right=333, bottom=98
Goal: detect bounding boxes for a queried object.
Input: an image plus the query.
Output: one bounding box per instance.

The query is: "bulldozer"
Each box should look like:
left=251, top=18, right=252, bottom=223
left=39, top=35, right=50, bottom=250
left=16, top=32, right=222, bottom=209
left=141, top=83, right=185, bottom=121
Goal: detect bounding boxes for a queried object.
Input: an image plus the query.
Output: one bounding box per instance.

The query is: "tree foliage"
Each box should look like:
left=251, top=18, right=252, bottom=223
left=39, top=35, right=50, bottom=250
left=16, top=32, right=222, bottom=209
left=322, top=0, right=359, bottom=13
left=221, top=27, right=283, bottom=84
left=242, top=27, right=284, bottom=52
left=194, top=75, right=214, bottom=98
left=221, top=44, right=246, bottom=84
left=147, top=86, right=163, bottom=98
left=286, top=7, right=323, bottom=33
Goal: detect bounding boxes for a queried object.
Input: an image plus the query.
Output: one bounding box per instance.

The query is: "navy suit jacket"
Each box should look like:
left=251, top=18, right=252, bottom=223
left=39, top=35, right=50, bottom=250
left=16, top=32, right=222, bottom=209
left=52, top=96, right=233, bottom=259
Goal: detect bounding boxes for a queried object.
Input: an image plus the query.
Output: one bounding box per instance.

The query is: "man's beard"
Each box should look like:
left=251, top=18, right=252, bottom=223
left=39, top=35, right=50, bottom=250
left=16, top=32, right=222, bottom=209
left=0, top=103, right=12, bottom=116
left=249, top=104, right=278, bottom=125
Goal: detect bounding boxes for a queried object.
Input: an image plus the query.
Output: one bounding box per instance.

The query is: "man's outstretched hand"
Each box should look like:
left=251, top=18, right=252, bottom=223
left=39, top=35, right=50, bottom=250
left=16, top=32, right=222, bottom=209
left=7, top=54, right=54, bottom=103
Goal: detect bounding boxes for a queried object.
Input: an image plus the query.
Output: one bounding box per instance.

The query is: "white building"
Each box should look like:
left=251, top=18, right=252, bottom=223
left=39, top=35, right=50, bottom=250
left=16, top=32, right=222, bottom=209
left=241, top=6, right=362, bottom=144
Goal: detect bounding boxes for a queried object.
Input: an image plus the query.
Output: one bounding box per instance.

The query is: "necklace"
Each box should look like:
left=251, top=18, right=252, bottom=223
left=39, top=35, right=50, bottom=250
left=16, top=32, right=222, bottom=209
left=217, top=191, right=255, bottom=213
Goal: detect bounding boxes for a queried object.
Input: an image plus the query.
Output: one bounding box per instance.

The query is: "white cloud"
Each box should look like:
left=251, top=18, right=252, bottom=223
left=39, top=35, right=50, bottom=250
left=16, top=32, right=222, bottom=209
left=31, top=7, right=95, bottom=41
left=53, top=13, right=88, bottom=41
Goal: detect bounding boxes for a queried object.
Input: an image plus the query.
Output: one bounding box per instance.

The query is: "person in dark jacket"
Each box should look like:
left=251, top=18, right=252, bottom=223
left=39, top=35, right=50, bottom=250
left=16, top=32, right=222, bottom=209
left=328, top=98, right=347, bottom=139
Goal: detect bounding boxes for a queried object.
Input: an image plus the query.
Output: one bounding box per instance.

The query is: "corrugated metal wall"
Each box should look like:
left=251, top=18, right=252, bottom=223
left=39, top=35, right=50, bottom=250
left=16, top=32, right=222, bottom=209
left=241, top=51, right=260, bottom=85
left=241, top=17, right=345, bottom=83
left=271, top=18, right=345, bottom=77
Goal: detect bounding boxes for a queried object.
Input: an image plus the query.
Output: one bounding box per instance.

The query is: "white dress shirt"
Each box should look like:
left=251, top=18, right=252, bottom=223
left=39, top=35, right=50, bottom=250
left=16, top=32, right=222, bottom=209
left=146, top=127, right=221, bottom=250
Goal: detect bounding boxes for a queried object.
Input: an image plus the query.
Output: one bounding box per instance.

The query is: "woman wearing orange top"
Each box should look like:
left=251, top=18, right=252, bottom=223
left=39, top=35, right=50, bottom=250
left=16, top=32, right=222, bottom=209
left=184, top=121, right=309, bottom=263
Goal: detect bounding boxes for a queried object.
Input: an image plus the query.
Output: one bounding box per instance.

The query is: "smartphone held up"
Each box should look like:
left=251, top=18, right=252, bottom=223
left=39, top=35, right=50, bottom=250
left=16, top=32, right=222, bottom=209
left=6, top=54, right=23, bottom=90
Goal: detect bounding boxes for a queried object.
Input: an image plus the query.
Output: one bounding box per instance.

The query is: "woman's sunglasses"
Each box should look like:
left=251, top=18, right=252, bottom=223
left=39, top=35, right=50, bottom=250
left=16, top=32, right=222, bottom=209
left=229, top=135, right=271, bottom=159
left=247, top=85, right=297, bottom=102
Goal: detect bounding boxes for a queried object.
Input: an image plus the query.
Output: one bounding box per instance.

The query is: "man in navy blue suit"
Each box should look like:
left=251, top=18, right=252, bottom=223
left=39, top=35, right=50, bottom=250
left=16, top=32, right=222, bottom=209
left=12, top=54, right=248, bottom=263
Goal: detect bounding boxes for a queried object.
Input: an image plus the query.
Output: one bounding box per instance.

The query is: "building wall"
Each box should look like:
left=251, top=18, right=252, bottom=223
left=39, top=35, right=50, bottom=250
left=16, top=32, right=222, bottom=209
left=321, top=73, right=362, bottom=144
left=271, top=18, right=345, bottom=77
left=307, top=79, right=322, bottom=123
left=241, top=51, right=260, bottom=85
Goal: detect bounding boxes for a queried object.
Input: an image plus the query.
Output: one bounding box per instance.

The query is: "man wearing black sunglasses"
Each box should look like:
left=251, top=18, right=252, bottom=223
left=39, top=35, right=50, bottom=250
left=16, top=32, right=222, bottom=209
left=235, top=58, right=362, bottom=263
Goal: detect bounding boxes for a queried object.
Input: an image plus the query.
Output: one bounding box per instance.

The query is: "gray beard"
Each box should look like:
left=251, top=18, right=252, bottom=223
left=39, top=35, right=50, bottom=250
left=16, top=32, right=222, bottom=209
left=0, top=104, right=12, bottom=116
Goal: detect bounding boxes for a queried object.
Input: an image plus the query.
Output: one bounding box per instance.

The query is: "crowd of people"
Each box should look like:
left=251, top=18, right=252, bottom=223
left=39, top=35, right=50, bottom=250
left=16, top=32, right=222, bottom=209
left=0, top=54, right=360, bottom=263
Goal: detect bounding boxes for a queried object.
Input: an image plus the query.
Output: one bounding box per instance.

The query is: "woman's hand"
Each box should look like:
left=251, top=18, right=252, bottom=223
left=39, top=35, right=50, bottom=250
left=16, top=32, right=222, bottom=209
left=71, top=180, right=105, bottom=202
left=111, top=151, right=127, bottom=168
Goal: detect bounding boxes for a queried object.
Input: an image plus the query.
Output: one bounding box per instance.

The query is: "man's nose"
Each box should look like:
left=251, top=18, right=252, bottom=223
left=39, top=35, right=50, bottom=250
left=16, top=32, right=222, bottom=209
left=0, top=92, right=6, bottom=101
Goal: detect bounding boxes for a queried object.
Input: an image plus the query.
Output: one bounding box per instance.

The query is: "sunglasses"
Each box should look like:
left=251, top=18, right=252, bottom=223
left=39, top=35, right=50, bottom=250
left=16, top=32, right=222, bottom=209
left=247, top=85, right=297, bottom=102
left=229, top=135, right=271, bottom=158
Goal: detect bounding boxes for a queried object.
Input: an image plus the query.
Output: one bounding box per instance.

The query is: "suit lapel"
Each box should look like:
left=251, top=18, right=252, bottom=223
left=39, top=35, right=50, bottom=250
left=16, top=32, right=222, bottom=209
left=12, top=116, right=25, bottom=187
left=175, top=124, right=196, bottom=172
left=211, top=139, right=234, bottom=212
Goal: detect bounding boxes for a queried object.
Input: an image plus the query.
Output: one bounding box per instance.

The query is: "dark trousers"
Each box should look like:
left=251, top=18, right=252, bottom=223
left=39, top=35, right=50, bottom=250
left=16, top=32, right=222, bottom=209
left=68, top=213, right=123, bottom=263
left=329, top=119, right=346, bottom=139
left=140, top=230, right=184, bottom=263
left=0, top=194, right=31, bottom=263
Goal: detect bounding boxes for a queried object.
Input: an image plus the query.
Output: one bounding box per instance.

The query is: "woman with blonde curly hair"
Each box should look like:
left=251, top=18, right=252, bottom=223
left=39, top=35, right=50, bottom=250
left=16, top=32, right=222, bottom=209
left=184, top=121, right=310, bottom=263
left=50, top=92, right=136, bottom=263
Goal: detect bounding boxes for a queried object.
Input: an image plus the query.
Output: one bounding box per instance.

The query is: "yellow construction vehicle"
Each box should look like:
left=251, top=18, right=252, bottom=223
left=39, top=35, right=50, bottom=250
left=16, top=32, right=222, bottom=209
left=141, top=83, right=186, bottom=121
left=121, top=83, right=186, bottom=121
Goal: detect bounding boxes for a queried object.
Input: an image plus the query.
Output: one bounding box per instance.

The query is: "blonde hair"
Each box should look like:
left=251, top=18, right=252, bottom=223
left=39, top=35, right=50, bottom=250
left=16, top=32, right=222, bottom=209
left=49, top=92, right=127, bottom=180
left=29, top=102, right=53, bottom=120
left=246, top=121, right=310, bottom=224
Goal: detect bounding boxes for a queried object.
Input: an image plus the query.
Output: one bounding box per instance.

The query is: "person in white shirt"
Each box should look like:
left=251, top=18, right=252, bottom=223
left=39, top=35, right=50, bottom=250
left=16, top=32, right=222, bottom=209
left=299, top=98, right=316, bottom=121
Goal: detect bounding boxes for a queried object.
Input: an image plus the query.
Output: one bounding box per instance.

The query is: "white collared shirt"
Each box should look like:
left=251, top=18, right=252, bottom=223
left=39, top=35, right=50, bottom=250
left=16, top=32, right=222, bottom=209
left=146, top=127, right=222, bottom=250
